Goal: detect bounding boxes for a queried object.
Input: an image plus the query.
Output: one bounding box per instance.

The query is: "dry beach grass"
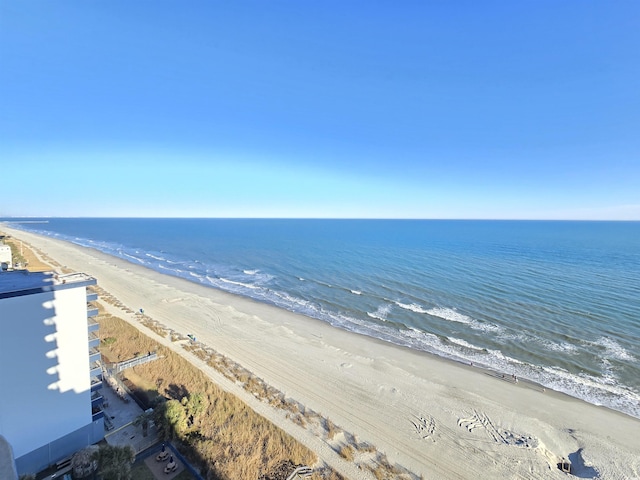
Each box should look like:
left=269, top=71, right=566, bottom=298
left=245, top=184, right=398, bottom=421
left=98, top=311, right=326, bottom=480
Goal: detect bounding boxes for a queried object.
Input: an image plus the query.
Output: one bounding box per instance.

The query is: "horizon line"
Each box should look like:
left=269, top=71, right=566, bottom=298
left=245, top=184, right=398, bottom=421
left=1, top=216, right=639, bottom=222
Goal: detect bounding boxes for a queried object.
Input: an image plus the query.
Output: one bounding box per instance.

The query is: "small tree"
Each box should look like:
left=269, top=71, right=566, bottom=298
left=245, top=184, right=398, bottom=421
left=71, top=446, right=99, bottom=478
left=183, top=392, right=209, bottom=427
left=92, top=444, right=135, bottom=480
left=154, top=399, right=188, bottom=440
left=154, top=392, right=207, bottom=439
left=133, top=410, right=154, bottom=437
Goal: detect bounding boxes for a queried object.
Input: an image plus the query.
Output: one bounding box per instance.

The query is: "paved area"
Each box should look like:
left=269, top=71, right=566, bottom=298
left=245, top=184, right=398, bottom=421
left=102, top=379, right=143, bottom=427
left=144, top=450, right=185, bottom=480
left=102, top=378, right=158, bottom=453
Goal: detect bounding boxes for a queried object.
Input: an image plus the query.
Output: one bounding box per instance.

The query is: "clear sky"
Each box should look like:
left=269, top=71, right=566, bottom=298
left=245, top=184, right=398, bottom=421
left=1, top=1, right=639, bottom=219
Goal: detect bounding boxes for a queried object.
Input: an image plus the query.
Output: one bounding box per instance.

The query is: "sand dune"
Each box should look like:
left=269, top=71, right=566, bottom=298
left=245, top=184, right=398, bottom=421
left=4, top=226, right=640, bottom=479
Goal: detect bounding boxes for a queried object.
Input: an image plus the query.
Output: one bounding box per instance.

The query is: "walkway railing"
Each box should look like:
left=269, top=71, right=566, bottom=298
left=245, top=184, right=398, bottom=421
left=111, top=352, right=159, bottom=373
left=286, top=466, right=313, bottom=480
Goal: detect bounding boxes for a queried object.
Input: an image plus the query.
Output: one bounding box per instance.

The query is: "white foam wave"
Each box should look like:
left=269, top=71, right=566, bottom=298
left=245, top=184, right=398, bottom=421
left=241, top=270, right=274, bottom=284
left=537, top=365, right=640, bottom=418
left=427, top=307, right=502, bottom=333
left=367, top=304, right=392, bottom=321
left=272, top=291, right=315, bottom=311
left=219, top=277, right=260, bottom=290
left=596, top=337, right=635, bottom=362
left=541, top=340, right=579, bottom=354
left=408, top=334, right=637, bottom=417
left=146, top=253, right=166, bottom=261
left=158, top=264, right=185, bottom=276
left=428, top=307, right=472, bottom=324
left=121, top=252, right=147, bottom=264
left=351, top=290, right=362, bottom=295
left=486, top=348, right=525, bottom=365
left=395, top=301, right=429, bottom=314
left=449, top=337, right=485, bottom=351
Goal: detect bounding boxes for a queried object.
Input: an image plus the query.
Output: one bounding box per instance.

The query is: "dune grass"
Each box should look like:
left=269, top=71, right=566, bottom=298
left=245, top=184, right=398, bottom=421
left=99, top=312, right=327, bottom=480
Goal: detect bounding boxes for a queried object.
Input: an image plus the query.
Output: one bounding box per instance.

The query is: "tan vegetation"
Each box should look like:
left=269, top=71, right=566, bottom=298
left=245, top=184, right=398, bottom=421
left=338, top=445, right=354, bottom=462
left=98, top=313, right=326, bottom=480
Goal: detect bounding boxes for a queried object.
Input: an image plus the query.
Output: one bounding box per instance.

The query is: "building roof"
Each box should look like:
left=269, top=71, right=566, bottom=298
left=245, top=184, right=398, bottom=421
left=0, top=271, right=96, bottom=299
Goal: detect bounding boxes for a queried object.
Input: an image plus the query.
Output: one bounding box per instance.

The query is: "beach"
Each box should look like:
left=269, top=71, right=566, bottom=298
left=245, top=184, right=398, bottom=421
left=4, top=225, right=640, bottom=480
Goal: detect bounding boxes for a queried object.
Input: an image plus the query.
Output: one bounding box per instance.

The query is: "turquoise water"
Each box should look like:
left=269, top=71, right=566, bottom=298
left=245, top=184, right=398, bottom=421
left=5, top=218, right=639, bottom=417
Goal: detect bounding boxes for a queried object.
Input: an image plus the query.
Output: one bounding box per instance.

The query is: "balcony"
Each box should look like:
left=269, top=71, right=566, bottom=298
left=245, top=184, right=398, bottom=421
left=90, top=361, right=102, bottom=379
left=87, top=307, right=99, bottom=318
left=89, top=347, right=101, bottom=364
left=91, top=391, right=104, bottom=408
left=92, top=407, right=105, bottom=422
left=88, top=318, right=99, bottom=333
left=88, top=331, right=100, bottom=349
left=86, top=292, right=98, bottom=302
left=90, top=375, right=103, bottom=392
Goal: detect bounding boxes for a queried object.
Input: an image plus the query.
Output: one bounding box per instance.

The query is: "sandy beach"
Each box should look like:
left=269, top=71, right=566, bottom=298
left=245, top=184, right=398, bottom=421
left=4, top=226, right=640, bottom=480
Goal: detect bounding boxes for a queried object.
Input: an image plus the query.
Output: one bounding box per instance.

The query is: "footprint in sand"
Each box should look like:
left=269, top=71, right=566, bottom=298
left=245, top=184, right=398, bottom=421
left=340, top=362, right=352, bottom=368
left=411, top=414, right=436, bottom=442
left=458, top=409, right=537, bottom=448
left=162, top=297, right=184, bottom=304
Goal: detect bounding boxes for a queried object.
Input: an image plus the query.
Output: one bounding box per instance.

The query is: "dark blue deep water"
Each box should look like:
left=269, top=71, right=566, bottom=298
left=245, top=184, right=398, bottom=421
left=5, top=218, right=640, bottom=417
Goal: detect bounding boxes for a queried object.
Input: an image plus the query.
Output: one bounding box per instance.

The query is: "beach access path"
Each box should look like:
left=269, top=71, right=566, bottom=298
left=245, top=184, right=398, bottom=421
left=4, top=226, right=640, bottom=480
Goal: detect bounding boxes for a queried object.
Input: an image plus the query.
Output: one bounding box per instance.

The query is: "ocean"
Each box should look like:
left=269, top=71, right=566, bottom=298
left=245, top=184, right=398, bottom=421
left=4, top=218, right=640, bottom=418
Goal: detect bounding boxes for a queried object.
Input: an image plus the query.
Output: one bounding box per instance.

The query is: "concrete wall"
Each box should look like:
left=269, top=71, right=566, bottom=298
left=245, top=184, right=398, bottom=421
left=0, top=285, right=93, bottom=471
left=14, top=419, right=104, bottom=475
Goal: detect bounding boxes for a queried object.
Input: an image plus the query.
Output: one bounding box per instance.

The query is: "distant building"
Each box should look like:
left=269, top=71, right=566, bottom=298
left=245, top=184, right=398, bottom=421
left=0, top=244, right=11, bottom=270
left=0, top=271, right=104, bottom=476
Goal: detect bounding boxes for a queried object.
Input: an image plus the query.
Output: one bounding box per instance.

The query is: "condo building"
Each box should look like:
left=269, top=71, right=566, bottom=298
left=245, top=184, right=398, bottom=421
left=0, top=270, right=104, bottom=476
left=0, top=244, right=11, bottom=270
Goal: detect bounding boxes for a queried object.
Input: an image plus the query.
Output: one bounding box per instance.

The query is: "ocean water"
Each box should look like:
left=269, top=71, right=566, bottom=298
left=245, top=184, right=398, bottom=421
left=4, top=218, right=640, bottom=418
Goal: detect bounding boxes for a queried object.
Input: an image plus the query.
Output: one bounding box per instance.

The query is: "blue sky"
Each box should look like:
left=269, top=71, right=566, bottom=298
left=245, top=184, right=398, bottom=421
left=1, top=2, right=639, bottom=219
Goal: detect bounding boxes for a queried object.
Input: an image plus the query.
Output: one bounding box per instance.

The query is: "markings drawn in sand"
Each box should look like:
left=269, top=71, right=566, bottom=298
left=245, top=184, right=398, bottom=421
left=458, top=410, right=538, bottom=448
left=411, top=414, right=436, bottom=442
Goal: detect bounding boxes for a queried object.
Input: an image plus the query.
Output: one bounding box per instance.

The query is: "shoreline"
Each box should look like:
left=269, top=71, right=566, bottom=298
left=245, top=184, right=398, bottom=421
left=3, top=225, right=640, bottom=479
left=3, top=224, right=633, bottom=420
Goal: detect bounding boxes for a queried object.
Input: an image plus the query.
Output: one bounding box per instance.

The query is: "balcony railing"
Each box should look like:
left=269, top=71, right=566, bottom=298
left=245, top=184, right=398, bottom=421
left=90, top=376, right=103, bottom=392
left=91, top=391, right=104, bottom=408
left=88, top=318, right=99, bottom=333
left=88, top=331, right=100, bottom=349
left=89, top=347, right=101, bottom=364
left=90, top=360, right=102, bottom=378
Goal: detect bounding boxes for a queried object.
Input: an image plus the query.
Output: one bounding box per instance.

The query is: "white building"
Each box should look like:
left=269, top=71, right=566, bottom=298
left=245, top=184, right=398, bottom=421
left=0, top=244, right=11, bottom=270
left=0, top=271, right=104, bottom=476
